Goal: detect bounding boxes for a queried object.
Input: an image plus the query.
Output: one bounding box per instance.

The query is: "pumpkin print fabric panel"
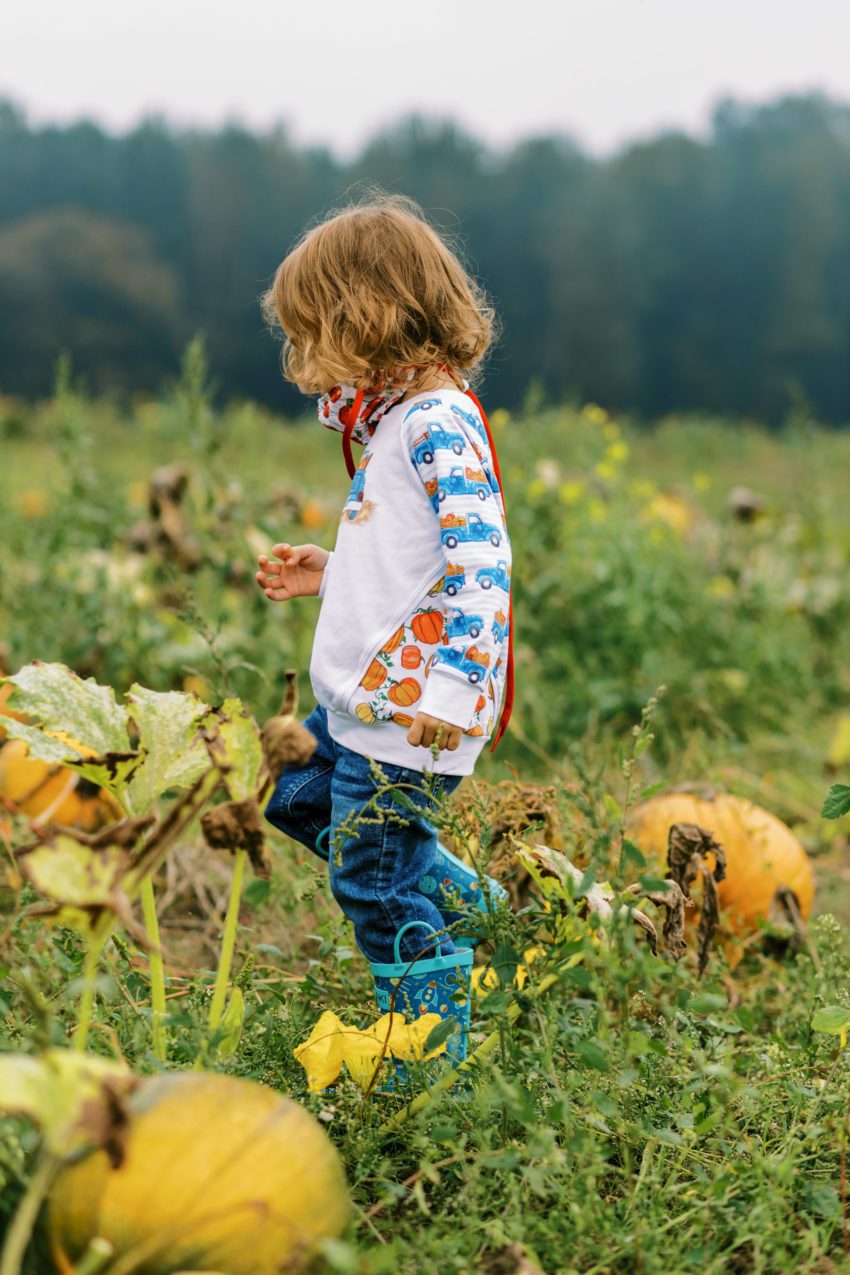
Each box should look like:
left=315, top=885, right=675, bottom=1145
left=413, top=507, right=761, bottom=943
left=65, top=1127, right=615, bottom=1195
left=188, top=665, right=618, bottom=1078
left=346, top=398, right=511, bottom=736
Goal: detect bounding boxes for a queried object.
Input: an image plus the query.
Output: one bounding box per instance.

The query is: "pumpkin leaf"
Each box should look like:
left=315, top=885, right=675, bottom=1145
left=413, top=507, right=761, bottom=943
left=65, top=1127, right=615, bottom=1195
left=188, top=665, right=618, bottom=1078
left=822, top=784, right=850, bottom=821
left=203, top=698, right=264, bottom=801
left=17, top=831, right=129, bottom=906
left=0, top=1048, right=137, bottom=1157
left=124, top=685, right=212, bottom=815
left=0, top=716, right=141, bottom=798
left=1, top=662, right=131, bottom=755
left=15, top=820, right=154, bottom=942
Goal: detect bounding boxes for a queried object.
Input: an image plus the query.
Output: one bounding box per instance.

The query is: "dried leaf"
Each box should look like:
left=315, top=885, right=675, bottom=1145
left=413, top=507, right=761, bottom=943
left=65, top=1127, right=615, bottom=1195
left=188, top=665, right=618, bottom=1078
left=200, top=796, right=270, bottom=878
left=666, top=822, right=726, bottom=896
left=696, top=864, right=720, bottom=976
left=625, top=880, right=688, bottom=960
left=261, top=715, right=318, bottom=781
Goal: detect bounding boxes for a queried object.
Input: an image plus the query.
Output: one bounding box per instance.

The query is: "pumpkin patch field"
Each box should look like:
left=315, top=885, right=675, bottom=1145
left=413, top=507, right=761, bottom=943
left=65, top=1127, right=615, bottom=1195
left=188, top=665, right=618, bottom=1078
left=2, top=352, right=850, bottom=1275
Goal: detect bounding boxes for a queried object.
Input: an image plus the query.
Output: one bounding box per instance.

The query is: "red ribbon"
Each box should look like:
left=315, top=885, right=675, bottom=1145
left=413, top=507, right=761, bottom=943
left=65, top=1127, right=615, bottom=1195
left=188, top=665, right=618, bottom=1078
left=338, top=380, right=514, bottom=751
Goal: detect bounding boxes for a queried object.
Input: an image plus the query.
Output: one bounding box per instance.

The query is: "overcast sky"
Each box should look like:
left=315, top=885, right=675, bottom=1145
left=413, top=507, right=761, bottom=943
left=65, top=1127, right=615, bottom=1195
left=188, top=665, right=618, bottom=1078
left=4, top=0, right=848, bottom=156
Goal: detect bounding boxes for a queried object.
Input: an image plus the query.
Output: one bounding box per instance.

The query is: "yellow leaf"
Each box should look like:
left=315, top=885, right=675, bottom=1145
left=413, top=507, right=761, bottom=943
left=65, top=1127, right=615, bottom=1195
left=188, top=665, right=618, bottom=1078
left=292, top=1010, right=347, bottom=1093
left=20, top=833, right=128, bottom=906
left=389, top=1012, right=447, bottom=1062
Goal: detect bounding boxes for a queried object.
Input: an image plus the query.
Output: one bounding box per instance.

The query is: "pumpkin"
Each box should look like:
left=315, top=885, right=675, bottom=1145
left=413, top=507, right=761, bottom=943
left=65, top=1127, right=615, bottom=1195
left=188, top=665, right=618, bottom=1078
left=627, top=790, right=814, bottom=938
left=475, top=694, right=486, bottom=714
left=359, top=660, right=387, bottom=691
left=299, top=498, right=326, bottom=530
left=465, top=725, right=485, bottom=737
left=400, top=645, right=422, bottom=669
left=46, top=1072, right=349, bottom=1275
left=411, top=611, right=444, bottom=645
left=381, top=626, right=405, bottom=655
left=392, top=713, right=414, bottom=728
left=355, top=703, right=375, bottom=724
left=388, top=679, right=422, bottom=708
left=0, top=738, right=121, bottom=831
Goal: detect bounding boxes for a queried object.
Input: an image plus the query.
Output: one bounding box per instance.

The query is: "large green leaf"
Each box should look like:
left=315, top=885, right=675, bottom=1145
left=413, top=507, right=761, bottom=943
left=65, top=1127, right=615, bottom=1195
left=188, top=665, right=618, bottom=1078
left=124, top=685, right=212, bottom=815
left=0, top=1049, right=135, bottom=1155
left=2, top=662, right=131, bottom=755
left=205, top=697, right=264, bottom=801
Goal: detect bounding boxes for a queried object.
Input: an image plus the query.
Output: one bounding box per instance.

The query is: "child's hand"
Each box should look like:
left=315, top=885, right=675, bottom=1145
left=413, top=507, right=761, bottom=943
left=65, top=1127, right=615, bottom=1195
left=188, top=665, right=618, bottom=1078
left=256, top=543, right=329, bottom=600
left=407, top=712, right=463, bottom=753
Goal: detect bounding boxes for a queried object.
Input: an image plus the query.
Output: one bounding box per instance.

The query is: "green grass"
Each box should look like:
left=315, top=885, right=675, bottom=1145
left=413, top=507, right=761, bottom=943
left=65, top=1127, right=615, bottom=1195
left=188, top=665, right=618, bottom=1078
left=2, top=349, right=850, bottom=1273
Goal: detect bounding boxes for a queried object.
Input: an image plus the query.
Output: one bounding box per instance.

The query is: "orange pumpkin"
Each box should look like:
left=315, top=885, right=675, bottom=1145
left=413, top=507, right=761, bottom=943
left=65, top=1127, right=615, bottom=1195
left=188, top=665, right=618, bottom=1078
left=400, top=645, right=422, bottom=670
left=388, top=679, right=422, bottom=708
left=359, top=660, right=387, bottom=691
left=411, top=611, right=444, bottom=645
left=465, top=725, right=484, bottom=737
left=627, top=790, right=815, bottom=940
left=475, top=694, right=486, bottom=714
left=381, top=626, right=405, bottom=656
left=0, top=738, right=122, bottom=831
left=300, top=499, right=326, bottom=530
left=392, top=713, right=414, bottom=728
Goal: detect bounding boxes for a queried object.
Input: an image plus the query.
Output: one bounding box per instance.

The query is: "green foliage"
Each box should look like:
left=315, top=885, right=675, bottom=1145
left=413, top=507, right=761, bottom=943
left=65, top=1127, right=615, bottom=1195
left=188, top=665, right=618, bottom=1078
left=2, top=383, right=850, bottom=1271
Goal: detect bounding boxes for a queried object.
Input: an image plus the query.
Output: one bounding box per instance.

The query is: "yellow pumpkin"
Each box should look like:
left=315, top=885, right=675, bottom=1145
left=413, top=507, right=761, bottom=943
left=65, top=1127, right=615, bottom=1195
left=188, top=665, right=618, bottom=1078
left=627, top=790, right=814, bottom=937
left=0, top=738, right=121, bottom=831
left=354, top=702, right=375, bottom=724
left=46, top=1072, right=349, bottom=1275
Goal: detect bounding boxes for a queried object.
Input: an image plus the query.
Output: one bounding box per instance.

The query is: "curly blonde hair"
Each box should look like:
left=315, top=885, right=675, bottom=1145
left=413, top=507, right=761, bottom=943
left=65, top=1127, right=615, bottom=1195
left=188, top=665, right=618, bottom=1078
left=261, top=192, right=497, bottom=396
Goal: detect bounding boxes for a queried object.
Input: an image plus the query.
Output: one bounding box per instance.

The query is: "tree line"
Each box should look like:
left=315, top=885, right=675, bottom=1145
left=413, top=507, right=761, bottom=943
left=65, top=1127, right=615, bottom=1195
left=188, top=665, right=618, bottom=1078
left=0, top=92, right=848, bottom=424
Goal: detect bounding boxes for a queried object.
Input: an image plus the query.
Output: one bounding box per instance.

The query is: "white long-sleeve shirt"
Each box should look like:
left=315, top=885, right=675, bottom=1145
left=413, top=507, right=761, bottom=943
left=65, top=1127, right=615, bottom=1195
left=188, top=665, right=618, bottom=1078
left=310, top=387, right=511, bottom=775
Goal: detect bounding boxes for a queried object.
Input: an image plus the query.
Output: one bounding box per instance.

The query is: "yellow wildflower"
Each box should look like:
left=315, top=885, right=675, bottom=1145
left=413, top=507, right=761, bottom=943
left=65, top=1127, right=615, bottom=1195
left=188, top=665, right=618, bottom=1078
left=19, top=490, right=48, bottom=518
left=582, top=403, right=608, bottom=425
left=605, top=440, right=629, bottom=464
left=558, top=480, right=585, bottom=505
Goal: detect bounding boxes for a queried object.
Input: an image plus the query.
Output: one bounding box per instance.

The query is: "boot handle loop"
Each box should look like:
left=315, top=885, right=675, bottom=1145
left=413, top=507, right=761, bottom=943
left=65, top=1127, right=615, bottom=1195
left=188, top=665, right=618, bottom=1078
left=393, top=920, right=444, bottom=965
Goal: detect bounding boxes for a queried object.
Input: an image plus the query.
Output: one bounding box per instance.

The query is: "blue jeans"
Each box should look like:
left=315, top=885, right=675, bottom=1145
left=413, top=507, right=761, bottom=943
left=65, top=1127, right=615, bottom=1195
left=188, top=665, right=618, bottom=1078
left=262, top=705, right=462, bottom=965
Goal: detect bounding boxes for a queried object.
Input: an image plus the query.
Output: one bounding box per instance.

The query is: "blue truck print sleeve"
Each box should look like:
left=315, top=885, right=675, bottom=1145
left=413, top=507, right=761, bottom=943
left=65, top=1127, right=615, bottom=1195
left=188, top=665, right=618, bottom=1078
left=403, top=399, right=511, bottom=722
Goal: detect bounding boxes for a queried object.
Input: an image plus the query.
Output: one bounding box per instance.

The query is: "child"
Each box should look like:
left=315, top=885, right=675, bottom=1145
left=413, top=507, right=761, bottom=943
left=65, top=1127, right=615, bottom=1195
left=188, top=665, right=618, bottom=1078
left=257, top=194, right=513, bottom=1074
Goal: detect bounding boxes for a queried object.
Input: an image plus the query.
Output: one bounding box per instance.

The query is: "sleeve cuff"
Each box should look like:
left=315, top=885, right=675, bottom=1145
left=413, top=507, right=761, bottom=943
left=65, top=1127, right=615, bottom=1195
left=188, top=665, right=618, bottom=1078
left=318, top=551, right=334, bottom=599
left=419, top=665, right=484, bottom=730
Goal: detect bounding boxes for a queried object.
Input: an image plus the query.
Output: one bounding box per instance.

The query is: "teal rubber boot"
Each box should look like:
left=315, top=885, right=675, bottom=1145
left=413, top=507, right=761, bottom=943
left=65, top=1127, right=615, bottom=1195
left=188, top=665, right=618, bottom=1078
left=417, top=840, right=508, bottom=946
left=369, top=922, right=473, bottom=1091
left=314, top=827, right=506, bottom=946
